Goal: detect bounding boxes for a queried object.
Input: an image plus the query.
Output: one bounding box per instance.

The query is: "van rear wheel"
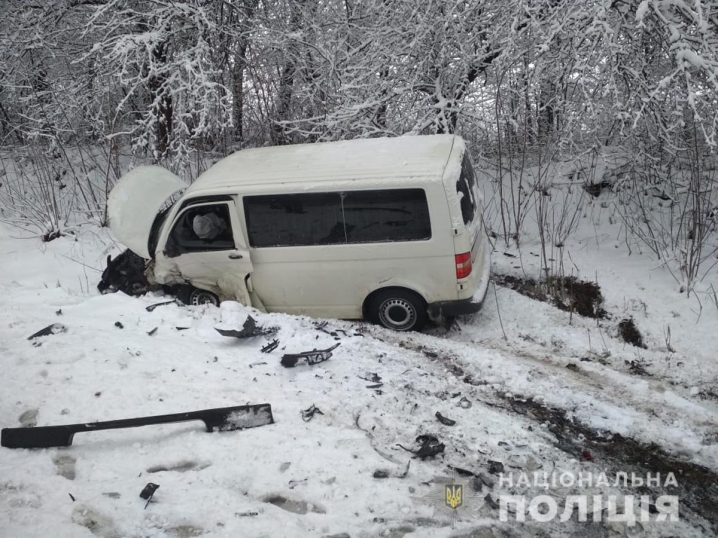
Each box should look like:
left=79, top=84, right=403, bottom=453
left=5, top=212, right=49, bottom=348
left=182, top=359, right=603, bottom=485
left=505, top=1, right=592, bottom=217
left=368, top=289, right=427, bottom=332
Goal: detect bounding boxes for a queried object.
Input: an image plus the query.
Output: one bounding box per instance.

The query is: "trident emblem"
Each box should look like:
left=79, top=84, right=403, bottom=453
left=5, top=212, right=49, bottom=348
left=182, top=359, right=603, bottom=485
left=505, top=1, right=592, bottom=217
left=445, top=484, right=463, bottom=510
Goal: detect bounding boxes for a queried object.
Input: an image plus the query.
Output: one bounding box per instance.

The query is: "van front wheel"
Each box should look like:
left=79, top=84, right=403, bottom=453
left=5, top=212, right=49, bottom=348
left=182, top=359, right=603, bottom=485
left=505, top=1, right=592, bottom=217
left=177, top=286, right=220, bottom=307
left=368, top=289, right=427, bottom=332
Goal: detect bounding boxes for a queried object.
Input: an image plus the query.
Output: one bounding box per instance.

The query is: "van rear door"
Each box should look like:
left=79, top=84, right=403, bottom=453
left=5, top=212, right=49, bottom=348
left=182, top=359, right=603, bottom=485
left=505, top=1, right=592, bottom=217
left=450, top=151, right=489, bottom=301
left=456, top=153, right=482, bottom=254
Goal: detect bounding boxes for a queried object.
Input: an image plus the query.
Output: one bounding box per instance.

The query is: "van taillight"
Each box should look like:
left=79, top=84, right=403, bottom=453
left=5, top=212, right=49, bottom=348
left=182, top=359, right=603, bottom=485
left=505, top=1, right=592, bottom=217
left=455, top=252, right=472, bottom=279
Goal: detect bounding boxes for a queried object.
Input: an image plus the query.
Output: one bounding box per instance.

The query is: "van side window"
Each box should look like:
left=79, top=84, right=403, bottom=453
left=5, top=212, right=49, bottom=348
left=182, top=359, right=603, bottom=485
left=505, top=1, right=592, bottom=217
left=244, top=189, right=431, bottom=248
left=342, top=189, right=431, bottom=243
left=244, top=193, right=344, bottom=248
left=457, top=154, right=477, bottom=225
left=164, top=204, right=235, bottom=257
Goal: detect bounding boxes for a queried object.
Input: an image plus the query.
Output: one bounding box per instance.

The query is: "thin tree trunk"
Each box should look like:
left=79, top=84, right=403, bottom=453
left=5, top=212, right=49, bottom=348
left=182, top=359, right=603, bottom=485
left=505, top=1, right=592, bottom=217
left=271, top=0, right=308, bottom=145
left=149, top=41, right=172, bottom=157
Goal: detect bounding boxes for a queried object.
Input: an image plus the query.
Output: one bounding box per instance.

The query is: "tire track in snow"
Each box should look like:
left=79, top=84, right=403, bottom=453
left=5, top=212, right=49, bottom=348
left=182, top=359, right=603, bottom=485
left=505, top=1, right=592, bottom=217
left=363, top=325, right=718, bottom=473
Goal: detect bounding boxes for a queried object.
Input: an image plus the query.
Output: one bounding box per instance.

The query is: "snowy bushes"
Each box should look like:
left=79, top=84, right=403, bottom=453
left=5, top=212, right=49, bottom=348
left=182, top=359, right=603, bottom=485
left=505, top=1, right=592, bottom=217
left=0, top=0, right=717, bottom=283
left=0, top=139, right=118, bottom=238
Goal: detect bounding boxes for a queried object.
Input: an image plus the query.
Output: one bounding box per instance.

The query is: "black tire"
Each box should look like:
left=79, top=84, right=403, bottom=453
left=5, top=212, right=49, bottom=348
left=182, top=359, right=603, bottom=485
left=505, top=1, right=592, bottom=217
left=177, top=286, right=219, bottom=307
left=368, top=289, right=427, bottom=332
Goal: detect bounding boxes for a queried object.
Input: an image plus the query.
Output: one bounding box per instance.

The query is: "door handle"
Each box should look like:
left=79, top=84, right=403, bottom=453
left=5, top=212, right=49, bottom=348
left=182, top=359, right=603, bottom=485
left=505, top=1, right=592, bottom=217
left=228, top=253, right=243, bottom=260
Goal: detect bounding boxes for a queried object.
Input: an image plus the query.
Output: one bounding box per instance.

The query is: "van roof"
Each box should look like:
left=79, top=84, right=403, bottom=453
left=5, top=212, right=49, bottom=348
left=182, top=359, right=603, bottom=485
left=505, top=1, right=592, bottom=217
left=186, top=134, right=460, bottom=194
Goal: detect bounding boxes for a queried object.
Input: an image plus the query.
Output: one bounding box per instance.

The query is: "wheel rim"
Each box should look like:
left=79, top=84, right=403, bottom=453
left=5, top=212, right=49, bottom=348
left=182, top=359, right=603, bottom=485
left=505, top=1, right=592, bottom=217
left=190, top=290, right=218, bottom=306
left=378, top=298, right=416, bottom=330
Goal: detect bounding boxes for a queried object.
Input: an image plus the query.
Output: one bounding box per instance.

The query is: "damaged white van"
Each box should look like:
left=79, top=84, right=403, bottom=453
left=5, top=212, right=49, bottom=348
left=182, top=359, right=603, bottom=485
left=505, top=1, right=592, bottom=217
left=108, top=134, right=490, bottom=331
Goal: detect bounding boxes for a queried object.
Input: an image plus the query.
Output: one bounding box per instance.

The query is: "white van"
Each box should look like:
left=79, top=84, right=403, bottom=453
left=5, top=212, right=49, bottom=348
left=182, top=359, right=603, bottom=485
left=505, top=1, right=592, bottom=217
left=108, top=134, right=490, bottom=331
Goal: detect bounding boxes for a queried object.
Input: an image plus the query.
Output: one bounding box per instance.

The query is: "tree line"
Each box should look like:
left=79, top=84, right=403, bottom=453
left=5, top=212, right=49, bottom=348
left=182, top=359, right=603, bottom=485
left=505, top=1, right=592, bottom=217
left=1, top=0, right=717, bottom=292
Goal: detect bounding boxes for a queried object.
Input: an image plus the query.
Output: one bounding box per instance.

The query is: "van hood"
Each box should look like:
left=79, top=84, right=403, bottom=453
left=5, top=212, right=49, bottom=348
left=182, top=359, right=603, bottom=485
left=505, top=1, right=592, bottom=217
left=107, top=166, right=185, bottom=259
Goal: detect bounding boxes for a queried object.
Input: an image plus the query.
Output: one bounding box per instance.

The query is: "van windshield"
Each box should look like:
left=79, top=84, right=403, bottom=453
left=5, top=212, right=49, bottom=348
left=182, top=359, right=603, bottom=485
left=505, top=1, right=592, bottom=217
left=456, top=153, right=477, bottom=225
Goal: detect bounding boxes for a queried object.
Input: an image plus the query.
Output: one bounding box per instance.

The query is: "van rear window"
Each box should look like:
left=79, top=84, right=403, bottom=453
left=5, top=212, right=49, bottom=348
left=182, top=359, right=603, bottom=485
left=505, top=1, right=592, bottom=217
left=342, top=189, right=430, bottom=244
left=457, top=154, right=477, bottom=225
left=244, top=189, right=431, bottom=248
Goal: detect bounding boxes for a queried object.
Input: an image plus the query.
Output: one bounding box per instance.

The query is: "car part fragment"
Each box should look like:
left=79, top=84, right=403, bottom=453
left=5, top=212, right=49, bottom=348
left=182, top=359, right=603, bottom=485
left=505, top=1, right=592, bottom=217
left=146, top=300, right=178, bottom=312
left=300, top=404, right=324, bottom=422
left=398, top=434, right=445, bottom=459
left=435, top=412, right=456, bottom=426
left=98, top=249, right=151, bottom=296
left=140, top=483, right=160, bottom=509
left=1, top=404, right=274, bottom=449
left=261, top=339, right=279, bottom=353
left=27, top=323, right=67, bottom=340
left=280, top=343, right=340, bottom=368
left=215, top=316, right=279, bottom=339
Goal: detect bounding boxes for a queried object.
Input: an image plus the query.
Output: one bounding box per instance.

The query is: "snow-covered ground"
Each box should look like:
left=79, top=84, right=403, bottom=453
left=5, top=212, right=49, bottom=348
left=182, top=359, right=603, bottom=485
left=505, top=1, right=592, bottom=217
left=1, top=204, right=718, bottom=537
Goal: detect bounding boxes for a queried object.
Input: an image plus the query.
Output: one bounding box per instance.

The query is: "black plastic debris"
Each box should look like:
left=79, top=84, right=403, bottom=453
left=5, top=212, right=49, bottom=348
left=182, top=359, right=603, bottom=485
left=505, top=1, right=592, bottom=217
left=281, top=343, right=340, bottom=368
left=114, top=321, right=124, bottom=329
left=414, top=434, right=445, bottom=459
left=314, top=321, right=341, bottom=340
left=147, top=327, right=158, bottom=336
left=1, top=404, right=274, bottom=449
left=28, top=323, right=67, bottom=340
left=140, top=483, right=159, bottom=509
left=373, top=470, right=389, bottom=479
left=435, top=412, right=456, bottom=426
left=301, top=404, right=324, bottom=422
left=98, top=249, right=151, bottom=296
left=27, top=323, right=67, bottom=340
left=261, top=339, right=279, bottom=353
left=215, top=316, right=279, bottom=339
left=487, top=460, right=504, bottom=475
left=398, top=434, right=445, bottom=460
left=146, top=300, right=177, bottom=312
left=139, top=483, right=159, bottom=499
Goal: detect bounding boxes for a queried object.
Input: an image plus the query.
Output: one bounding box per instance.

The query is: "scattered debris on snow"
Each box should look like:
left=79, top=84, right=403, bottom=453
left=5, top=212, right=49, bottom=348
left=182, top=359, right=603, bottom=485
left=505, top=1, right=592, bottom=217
left=435, top=411, right=456, bottom=426
left=300, top=404, right=324, bottom=422
left=280, top=343, right=340, bottom=368
left=139, top=482, right=160, bottom=509
left=27, top=323, right=67, bottom=340
left=215, top=315, right=279, bottom=339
